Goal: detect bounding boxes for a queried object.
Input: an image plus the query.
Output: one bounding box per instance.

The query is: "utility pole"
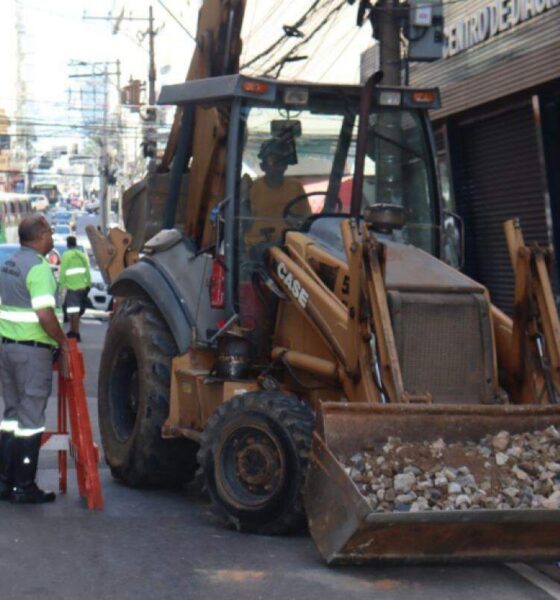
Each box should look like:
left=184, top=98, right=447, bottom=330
left=100, top=64, right=109, bottom=235
left=355, top=0, right=404, bottom=205
left=148, top=6, right=156, bottom=108
left=68, top=60, right=120, bottom=233
left=84, top=6, right=159, bottom=158
left=376, top=0, right=401, bottom=86
left=355, top=0, right=403, bottom=85
left=359, top=0, right=443, bottom=85
left=115, top=59, right=124, bottom=226
left=145, top=5, right=158, bottom=160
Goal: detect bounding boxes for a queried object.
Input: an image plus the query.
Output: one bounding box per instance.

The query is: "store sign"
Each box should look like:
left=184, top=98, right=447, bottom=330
left=444, top=0, right=560, bottom=58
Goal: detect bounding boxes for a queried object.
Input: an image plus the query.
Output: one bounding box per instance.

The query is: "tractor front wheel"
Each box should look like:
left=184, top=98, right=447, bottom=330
left=98, top=295, right=198, bottom=487
left=198, top=391, right=314, bottom=535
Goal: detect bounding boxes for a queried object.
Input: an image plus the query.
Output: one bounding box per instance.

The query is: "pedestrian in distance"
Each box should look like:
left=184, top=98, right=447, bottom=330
left=0, top=214, right=69, bottom=503
left=60, top=235, right=91, bottom=342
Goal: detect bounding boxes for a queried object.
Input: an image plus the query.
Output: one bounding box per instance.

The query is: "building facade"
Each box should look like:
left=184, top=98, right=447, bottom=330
left=411, top=1, right=560, bottom=314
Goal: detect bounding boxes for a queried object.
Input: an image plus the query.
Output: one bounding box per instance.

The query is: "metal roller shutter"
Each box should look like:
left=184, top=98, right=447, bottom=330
left=451, top=103, right=549, bottom=314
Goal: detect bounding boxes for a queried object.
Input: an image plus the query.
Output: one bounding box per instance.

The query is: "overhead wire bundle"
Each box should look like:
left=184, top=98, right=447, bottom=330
left=241, top=0, right=347, bottom=79
left=262, top=0, right=349, bottom=79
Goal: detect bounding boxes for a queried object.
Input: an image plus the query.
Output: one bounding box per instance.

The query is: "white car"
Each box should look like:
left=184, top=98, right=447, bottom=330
left=86, top=268, right=112, bottom=312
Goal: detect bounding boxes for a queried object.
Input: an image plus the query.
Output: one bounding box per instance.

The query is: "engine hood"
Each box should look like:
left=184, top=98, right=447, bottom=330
left=303, top=217, right=484, bottom=294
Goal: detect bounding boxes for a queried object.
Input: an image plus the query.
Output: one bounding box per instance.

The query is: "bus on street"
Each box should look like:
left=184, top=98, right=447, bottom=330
left=0, top=192, right=33, bottom=243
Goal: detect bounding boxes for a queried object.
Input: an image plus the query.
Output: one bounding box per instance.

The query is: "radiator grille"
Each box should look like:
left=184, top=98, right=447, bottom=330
left=389, top=292, right=495, bottom=404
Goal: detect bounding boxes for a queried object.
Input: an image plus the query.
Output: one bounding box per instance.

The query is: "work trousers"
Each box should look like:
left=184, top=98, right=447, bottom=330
left=0, top=344, right=53, bottom=432
left=65, top=288, right=88, bottom=316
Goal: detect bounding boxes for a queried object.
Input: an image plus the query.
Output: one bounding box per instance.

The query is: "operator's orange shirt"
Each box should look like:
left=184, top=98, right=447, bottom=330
left=244, top=176, right=310, bottom=247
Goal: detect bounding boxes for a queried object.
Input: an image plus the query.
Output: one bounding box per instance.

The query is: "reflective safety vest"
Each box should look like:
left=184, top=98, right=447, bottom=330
left=0, top=246, right=60, bottom=346
left=59, top=248, right=91, bottom=291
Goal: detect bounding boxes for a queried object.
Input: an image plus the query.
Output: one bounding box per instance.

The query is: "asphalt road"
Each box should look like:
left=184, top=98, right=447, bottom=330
left=0, top=317, right=558, bottom=600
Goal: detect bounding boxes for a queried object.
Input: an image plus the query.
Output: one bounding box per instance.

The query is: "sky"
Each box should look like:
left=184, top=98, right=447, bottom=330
left=0, top=0, right=375, bottom=150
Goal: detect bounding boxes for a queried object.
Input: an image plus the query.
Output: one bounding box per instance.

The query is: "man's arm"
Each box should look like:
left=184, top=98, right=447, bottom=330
left=37, top=308, right=69, bottom=377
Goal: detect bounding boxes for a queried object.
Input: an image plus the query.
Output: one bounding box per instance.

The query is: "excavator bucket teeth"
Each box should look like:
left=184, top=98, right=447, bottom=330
left=305, top=402, right=560, bottom=564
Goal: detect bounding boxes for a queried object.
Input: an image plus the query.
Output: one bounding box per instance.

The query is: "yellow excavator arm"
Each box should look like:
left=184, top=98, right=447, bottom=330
left=89, top=0, right=246, bottom=284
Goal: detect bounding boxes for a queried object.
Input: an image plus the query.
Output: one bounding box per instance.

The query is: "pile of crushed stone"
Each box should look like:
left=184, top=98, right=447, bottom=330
left=340, top=426, right=560, bottom=512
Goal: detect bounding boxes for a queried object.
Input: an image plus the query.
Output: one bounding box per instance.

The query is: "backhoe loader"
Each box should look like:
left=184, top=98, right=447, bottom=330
left=88, top=0, right=560, bottom=563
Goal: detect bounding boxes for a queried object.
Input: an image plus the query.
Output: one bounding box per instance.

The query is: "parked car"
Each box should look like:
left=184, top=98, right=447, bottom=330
left=85, top=267, right=112, bottom=312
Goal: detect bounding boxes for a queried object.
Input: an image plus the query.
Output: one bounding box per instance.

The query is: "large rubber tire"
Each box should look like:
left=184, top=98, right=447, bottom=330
left=198, top=391, right=314, bottom=535
left=98, top=295, right=198, bottom=487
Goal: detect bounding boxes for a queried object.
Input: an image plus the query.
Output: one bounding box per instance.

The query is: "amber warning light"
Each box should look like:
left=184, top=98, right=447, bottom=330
left=242, top=80, right=269, bottom=94
left=412, top=90, right=437, bottom=104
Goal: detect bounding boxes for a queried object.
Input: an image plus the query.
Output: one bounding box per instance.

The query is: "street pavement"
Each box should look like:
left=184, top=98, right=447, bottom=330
left=0, top=317, right=556, bottom=600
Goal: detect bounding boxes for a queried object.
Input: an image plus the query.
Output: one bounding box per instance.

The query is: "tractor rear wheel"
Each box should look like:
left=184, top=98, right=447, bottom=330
left=198, top=391, right=314, bottom=534
left=98, top=295, right=197, bottom=487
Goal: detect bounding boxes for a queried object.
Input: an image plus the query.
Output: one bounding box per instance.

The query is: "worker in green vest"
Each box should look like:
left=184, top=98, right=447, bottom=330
left=0, top=215, right=69, bottom=503
left=59, top=236, right=91, bottom=342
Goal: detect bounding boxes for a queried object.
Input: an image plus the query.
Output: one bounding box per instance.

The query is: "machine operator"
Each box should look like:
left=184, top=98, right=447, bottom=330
left=244, top=138, right=311, bottom=249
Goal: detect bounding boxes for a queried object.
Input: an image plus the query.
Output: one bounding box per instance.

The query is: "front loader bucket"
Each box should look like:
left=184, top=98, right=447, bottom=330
left=305, top=402, right=560, bottom=564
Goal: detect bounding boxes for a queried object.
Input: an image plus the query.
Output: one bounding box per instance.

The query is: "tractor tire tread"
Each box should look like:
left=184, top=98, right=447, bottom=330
left=197, top=391, right=314, bottom=535
left=99, top=296, right=198, bottom=488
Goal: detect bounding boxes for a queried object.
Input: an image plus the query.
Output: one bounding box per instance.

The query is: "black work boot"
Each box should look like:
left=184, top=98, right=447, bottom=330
left=11, top=433, right=55, bottom=504
left=0, top=431, right=15, bottom=500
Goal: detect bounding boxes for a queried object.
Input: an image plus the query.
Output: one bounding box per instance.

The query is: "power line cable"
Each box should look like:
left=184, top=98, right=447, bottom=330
left=316, top=28, right=359, bottom=81
left=291, top=1, right=344, bottom=79
left=242, top=0, right=289, bottom=61
left=156, top=0, right=198, bottom=44
left=241, top=0, right=326, bottom=70
left=263, top=0, right=348, bottom=78
left=252, top=0, right=339, bottom=75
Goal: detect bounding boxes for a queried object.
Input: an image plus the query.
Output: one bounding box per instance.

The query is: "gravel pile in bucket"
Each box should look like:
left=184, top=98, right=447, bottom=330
left=341, top=426, right=560, bottom=512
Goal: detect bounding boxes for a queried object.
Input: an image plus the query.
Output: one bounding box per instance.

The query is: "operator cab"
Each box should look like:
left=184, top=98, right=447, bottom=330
left=158, top=74, right=447, bottom=349
left=235, top=83, right=443, bottom=265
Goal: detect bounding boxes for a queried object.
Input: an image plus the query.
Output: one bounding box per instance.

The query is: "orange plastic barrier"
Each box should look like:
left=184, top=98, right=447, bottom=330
left=41, top=338, right=103, bottom=510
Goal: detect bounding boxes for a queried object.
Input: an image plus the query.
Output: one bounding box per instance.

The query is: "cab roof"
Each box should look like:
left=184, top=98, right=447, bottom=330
left=158, top=73, right=440, bottom=108
left=158, top=74, right=361, bottom=105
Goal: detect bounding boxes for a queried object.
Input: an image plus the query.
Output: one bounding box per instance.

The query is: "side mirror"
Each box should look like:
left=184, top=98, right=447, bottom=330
left=442, top=210, right=465, bottom=269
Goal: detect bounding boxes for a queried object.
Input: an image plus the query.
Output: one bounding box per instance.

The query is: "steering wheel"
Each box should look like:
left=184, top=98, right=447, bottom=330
left=282, top=191, right=343, bottom=220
